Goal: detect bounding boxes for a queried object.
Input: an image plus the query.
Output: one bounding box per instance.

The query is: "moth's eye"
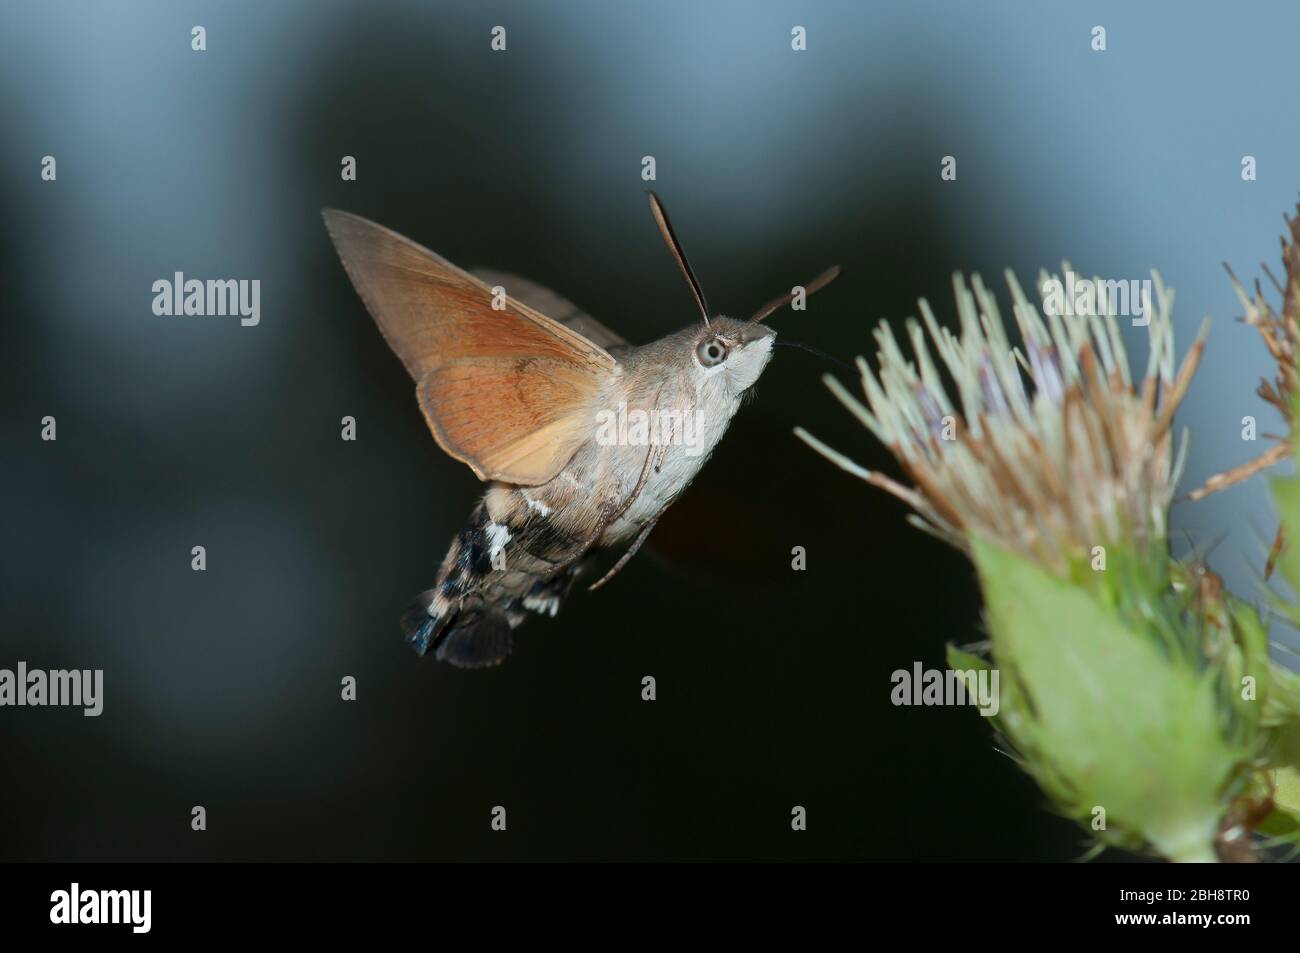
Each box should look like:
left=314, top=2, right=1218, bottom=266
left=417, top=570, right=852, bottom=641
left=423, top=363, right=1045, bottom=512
left=696, top=338, right=728, bottom=367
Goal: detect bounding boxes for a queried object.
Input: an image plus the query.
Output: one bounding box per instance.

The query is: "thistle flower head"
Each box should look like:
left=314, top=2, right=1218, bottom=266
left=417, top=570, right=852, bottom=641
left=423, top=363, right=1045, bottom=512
left=798, top=267, right=1206, bottom=576
left=795, top=268, right=1273, bottom=862
left=1232, top=204, right=1300, bottom=426
left=1186, top=205, right=1300, bottom=504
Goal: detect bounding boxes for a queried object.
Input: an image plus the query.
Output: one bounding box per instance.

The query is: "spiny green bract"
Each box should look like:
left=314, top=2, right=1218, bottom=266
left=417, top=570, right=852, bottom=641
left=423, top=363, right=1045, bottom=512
left=956, top=537, right=1262, bottom=862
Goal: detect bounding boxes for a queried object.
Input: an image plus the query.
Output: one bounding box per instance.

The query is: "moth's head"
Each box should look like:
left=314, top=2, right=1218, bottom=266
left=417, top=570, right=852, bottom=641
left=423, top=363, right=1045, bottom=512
left=645, top=190, right=838, bottom=397
left=689, top=316, right=775, bottom=395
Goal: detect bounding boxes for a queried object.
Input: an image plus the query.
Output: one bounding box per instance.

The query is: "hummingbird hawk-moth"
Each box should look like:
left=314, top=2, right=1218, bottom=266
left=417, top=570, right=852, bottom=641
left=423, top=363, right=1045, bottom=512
left=323, top=194, right=838, bottom=668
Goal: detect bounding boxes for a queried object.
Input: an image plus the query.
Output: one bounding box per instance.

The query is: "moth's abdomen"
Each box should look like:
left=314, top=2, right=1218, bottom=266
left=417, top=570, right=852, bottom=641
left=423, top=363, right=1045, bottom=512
left=402, top=493, right=582, bottom=668
left=401, top=596, right=514, bottom=669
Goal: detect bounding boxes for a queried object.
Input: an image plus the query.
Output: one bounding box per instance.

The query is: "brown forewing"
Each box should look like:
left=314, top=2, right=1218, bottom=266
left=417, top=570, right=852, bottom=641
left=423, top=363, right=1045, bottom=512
left=323, top=209, right=619, bottom=485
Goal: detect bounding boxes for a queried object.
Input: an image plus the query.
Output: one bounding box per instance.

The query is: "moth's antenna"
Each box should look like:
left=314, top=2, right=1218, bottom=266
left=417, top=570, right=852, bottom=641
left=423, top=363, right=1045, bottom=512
left=748, top=265, right=842, bottom=324
left=647, top=191, right=711, bottom=328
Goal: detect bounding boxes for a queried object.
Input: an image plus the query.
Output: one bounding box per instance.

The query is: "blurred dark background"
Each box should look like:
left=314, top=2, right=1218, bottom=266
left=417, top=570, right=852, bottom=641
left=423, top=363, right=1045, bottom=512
left=2, top=0, right=1298, bottom=861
